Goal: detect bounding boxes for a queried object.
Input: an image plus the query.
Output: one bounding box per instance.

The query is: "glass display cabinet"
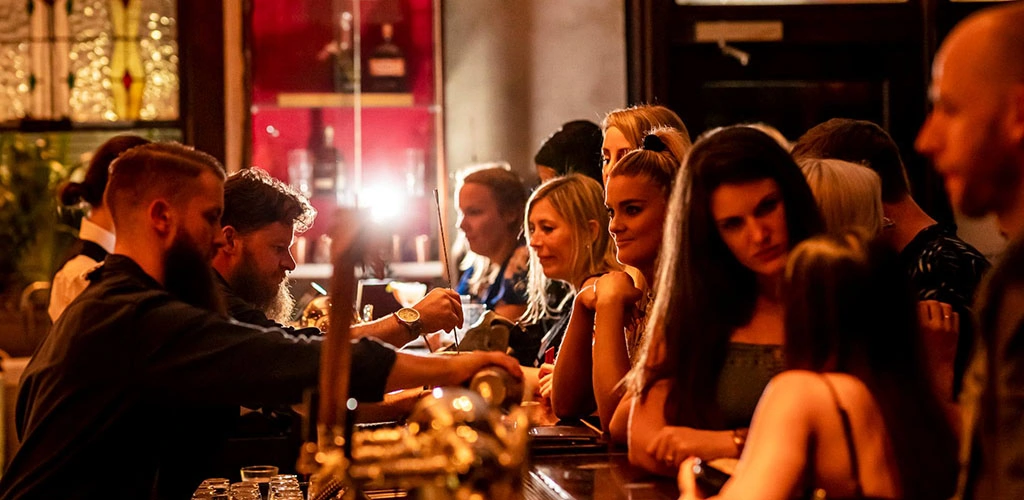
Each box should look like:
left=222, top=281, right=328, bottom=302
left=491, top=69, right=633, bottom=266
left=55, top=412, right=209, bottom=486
left=247, top=0, right=445, bottom=283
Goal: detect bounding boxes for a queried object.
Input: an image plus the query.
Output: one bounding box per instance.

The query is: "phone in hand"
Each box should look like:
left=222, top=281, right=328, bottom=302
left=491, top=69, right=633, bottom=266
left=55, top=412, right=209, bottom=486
left=692, top=457, right=732, bottom=495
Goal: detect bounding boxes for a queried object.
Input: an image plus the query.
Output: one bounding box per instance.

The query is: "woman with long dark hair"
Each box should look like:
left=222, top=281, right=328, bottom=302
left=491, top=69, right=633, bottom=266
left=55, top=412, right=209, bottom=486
left=678, top=231, right=958, bottom=500
left=627, top=126, right=823, bottom=474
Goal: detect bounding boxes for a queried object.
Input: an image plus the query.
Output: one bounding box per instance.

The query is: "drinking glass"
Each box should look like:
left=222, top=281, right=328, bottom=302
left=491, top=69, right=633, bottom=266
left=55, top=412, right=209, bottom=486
left=287, top=150, right=312, bottom=198
left=240, top=465, right=278, bottom=499
left=462, top=302, right=485, bottom=329
left=229, top=482, right=261, bottom=500
left=387, top=281, right=428, bottom=307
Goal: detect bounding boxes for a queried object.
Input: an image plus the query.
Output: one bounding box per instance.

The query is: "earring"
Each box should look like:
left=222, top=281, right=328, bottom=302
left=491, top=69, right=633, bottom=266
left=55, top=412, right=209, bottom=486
left=882, top=217, right=896, bottom=229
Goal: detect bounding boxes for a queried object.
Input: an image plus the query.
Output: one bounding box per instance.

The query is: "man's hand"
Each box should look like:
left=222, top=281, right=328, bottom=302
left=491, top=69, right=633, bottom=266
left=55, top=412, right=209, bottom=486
left=414, top=288, right=464, bottom=333
left=918, top=300, right=960, bottom=345
left=449, top=351, right=524, bottom=385
left=386, top=350, right=523, bottom=393
left=918, top=300, right=960, bottom=399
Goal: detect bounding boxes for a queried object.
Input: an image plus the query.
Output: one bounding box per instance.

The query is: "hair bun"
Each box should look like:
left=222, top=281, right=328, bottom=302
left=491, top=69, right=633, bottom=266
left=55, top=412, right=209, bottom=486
left=642, top=133, right=666, bottom=152
left=58, top=181, right=85, bottom=206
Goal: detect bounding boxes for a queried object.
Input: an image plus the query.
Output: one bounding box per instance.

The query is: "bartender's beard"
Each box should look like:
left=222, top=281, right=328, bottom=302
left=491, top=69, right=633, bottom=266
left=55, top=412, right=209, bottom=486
left=232, top=249, right=296, bottom=324
left=164, top=231, right=227, bottom=315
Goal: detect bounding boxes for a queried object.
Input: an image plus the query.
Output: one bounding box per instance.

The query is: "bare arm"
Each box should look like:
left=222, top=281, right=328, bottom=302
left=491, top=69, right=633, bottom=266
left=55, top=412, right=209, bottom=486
left=383, top=350, right=523, bottom=393
left=712, top=373, right=812, bottom=500
left=591, top=272, right=641, bottom=433
left=351, top=314, right=415, bottom=348
left=608, top=395, right=632, bottom=444
left=551, top=281, right=599, bottom=418
left=351, top=288, right=464, bottom=348
left=629, top=379, right=737, bottom=476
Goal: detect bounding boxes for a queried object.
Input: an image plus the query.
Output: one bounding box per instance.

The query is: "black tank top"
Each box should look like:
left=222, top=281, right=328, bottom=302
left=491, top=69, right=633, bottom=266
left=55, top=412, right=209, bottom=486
left=805, top=375, right=896, bottom=500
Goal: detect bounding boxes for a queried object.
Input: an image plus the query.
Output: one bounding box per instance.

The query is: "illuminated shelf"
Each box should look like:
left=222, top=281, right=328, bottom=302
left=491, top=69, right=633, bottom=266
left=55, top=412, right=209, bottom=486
left=293, top=261, right=444, bottom=281
left=275, top=92, right=416, bottom=109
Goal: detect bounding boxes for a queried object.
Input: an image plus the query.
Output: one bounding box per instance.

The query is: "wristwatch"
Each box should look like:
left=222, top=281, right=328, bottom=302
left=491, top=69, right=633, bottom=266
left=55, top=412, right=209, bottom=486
left=395, top=307, right=422, bottom=339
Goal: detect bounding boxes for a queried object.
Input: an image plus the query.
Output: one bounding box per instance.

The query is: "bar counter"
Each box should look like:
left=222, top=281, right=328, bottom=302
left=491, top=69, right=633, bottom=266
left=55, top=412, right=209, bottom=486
left=526, top=452, right=679, bottom=500
left=358, top=452, right=679, bottom=500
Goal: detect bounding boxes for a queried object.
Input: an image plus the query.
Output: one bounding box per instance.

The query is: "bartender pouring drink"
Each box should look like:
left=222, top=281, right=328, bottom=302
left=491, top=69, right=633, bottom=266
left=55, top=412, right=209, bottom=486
left=0, top=143, right=520, bottom=500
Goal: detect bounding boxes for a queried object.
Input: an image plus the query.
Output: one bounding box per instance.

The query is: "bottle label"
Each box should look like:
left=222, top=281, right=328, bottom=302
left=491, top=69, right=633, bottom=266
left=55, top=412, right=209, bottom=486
left=314, top=178, right=335, bottom=190
left=369, top=58, right=406, bottom=78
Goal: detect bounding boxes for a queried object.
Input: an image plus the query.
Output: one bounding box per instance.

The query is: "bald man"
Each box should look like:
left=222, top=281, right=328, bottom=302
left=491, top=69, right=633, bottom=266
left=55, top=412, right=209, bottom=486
left=916, top=3, right=1024, bottom=499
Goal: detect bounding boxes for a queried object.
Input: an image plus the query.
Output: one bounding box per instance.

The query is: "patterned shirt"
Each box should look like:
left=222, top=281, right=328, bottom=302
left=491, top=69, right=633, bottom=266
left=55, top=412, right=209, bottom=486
left=902, top=224, right=990, bottom=306
left=900, top=224, right=990, bottom=396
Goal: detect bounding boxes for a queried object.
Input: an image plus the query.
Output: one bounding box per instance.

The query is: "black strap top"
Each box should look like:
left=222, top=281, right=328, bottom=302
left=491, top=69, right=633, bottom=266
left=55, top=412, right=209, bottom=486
left=821, top=375, right=865, bottom=498
left=812, top=375, right=895, bottom=500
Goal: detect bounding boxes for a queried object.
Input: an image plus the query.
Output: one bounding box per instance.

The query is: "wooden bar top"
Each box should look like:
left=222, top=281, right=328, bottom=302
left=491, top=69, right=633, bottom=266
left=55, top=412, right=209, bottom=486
left=526, top=452, right=679, bottom=500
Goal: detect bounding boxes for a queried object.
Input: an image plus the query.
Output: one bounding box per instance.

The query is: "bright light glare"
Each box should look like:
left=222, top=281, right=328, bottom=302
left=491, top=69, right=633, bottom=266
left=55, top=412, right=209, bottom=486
left=360, top=185, right=405, bottom=223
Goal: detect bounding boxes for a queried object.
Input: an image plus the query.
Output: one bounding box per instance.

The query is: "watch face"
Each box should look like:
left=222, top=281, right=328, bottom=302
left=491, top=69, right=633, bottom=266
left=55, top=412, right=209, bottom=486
left=397, top=308, right=420, bottom=322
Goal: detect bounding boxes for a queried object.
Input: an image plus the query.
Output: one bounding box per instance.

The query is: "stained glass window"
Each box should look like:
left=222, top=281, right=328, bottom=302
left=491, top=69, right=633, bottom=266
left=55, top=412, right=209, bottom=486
left=0, top=2, right=33, bottom=122
left=0, top=0, right=178, bottom=123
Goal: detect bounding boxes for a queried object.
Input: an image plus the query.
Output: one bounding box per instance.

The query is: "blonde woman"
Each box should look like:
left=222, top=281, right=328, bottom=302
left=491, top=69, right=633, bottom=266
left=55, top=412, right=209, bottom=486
left=553, top=128, right=688, bottom=442
left=522, top=174, right=621, bottom=363
left=799, top=158, right=884, bottom=235
left=601, top=104, right=692, bottom=180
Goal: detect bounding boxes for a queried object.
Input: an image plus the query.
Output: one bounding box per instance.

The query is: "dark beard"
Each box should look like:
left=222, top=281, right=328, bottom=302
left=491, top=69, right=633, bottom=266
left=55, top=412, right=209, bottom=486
left=231, top=257, right=295, bottom=324
left=164, top=233, right=227, bottom=315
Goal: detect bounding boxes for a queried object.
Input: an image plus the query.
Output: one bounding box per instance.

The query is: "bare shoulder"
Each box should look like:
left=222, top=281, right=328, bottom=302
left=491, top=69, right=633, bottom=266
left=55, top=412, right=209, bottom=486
left=760, top=370, right=833, bottom=411
left=766, top=369, right=825, bottom=389
left=763, top=371, right=876, bottom=418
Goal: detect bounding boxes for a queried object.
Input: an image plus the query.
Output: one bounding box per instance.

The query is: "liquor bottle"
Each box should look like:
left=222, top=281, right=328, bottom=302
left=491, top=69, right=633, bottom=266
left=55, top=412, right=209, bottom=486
left=366, top=23, right=407, bottom=93
left=333, top=10, right=356, bottom=93
left=312, top=125, right=341, bottom=199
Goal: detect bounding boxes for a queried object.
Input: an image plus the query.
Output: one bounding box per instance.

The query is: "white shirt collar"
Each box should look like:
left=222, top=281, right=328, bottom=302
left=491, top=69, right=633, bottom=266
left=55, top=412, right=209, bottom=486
left=79, top=217, right=115, bottom=253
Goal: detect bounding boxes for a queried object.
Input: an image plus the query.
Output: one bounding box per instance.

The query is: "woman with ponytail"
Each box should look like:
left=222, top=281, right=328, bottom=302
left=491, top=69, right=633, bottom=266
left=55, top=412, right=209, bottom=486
left=48, top=135, right=151, bottom=321
left=551, top=127, right=688, bottom=442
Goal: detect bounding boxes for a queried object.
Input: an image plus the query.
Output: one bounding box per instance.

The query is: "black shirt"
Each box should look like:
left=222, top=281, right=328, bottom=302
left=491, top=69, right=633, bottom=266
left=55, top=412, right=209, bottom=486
left=0, top=255, right=396, bottom=500
left=900, top=224, right=990, bottom=396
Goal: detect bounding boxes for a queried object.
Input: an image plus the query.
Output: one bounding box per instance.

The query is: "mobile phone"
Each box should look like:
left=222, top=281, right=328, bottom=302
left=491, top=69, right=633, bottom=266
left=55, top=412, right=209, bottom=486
left=692, top=457, right=732, bottom=495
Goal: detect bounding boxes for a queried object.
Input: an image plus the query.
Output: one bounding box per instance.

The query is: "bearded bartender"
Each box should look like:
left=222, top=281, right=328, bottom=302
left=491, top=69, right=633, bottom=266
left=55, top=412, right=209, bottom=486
left=0, top=143, right=521, bottom=500
left=210, top=167, right=462, bottom=347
